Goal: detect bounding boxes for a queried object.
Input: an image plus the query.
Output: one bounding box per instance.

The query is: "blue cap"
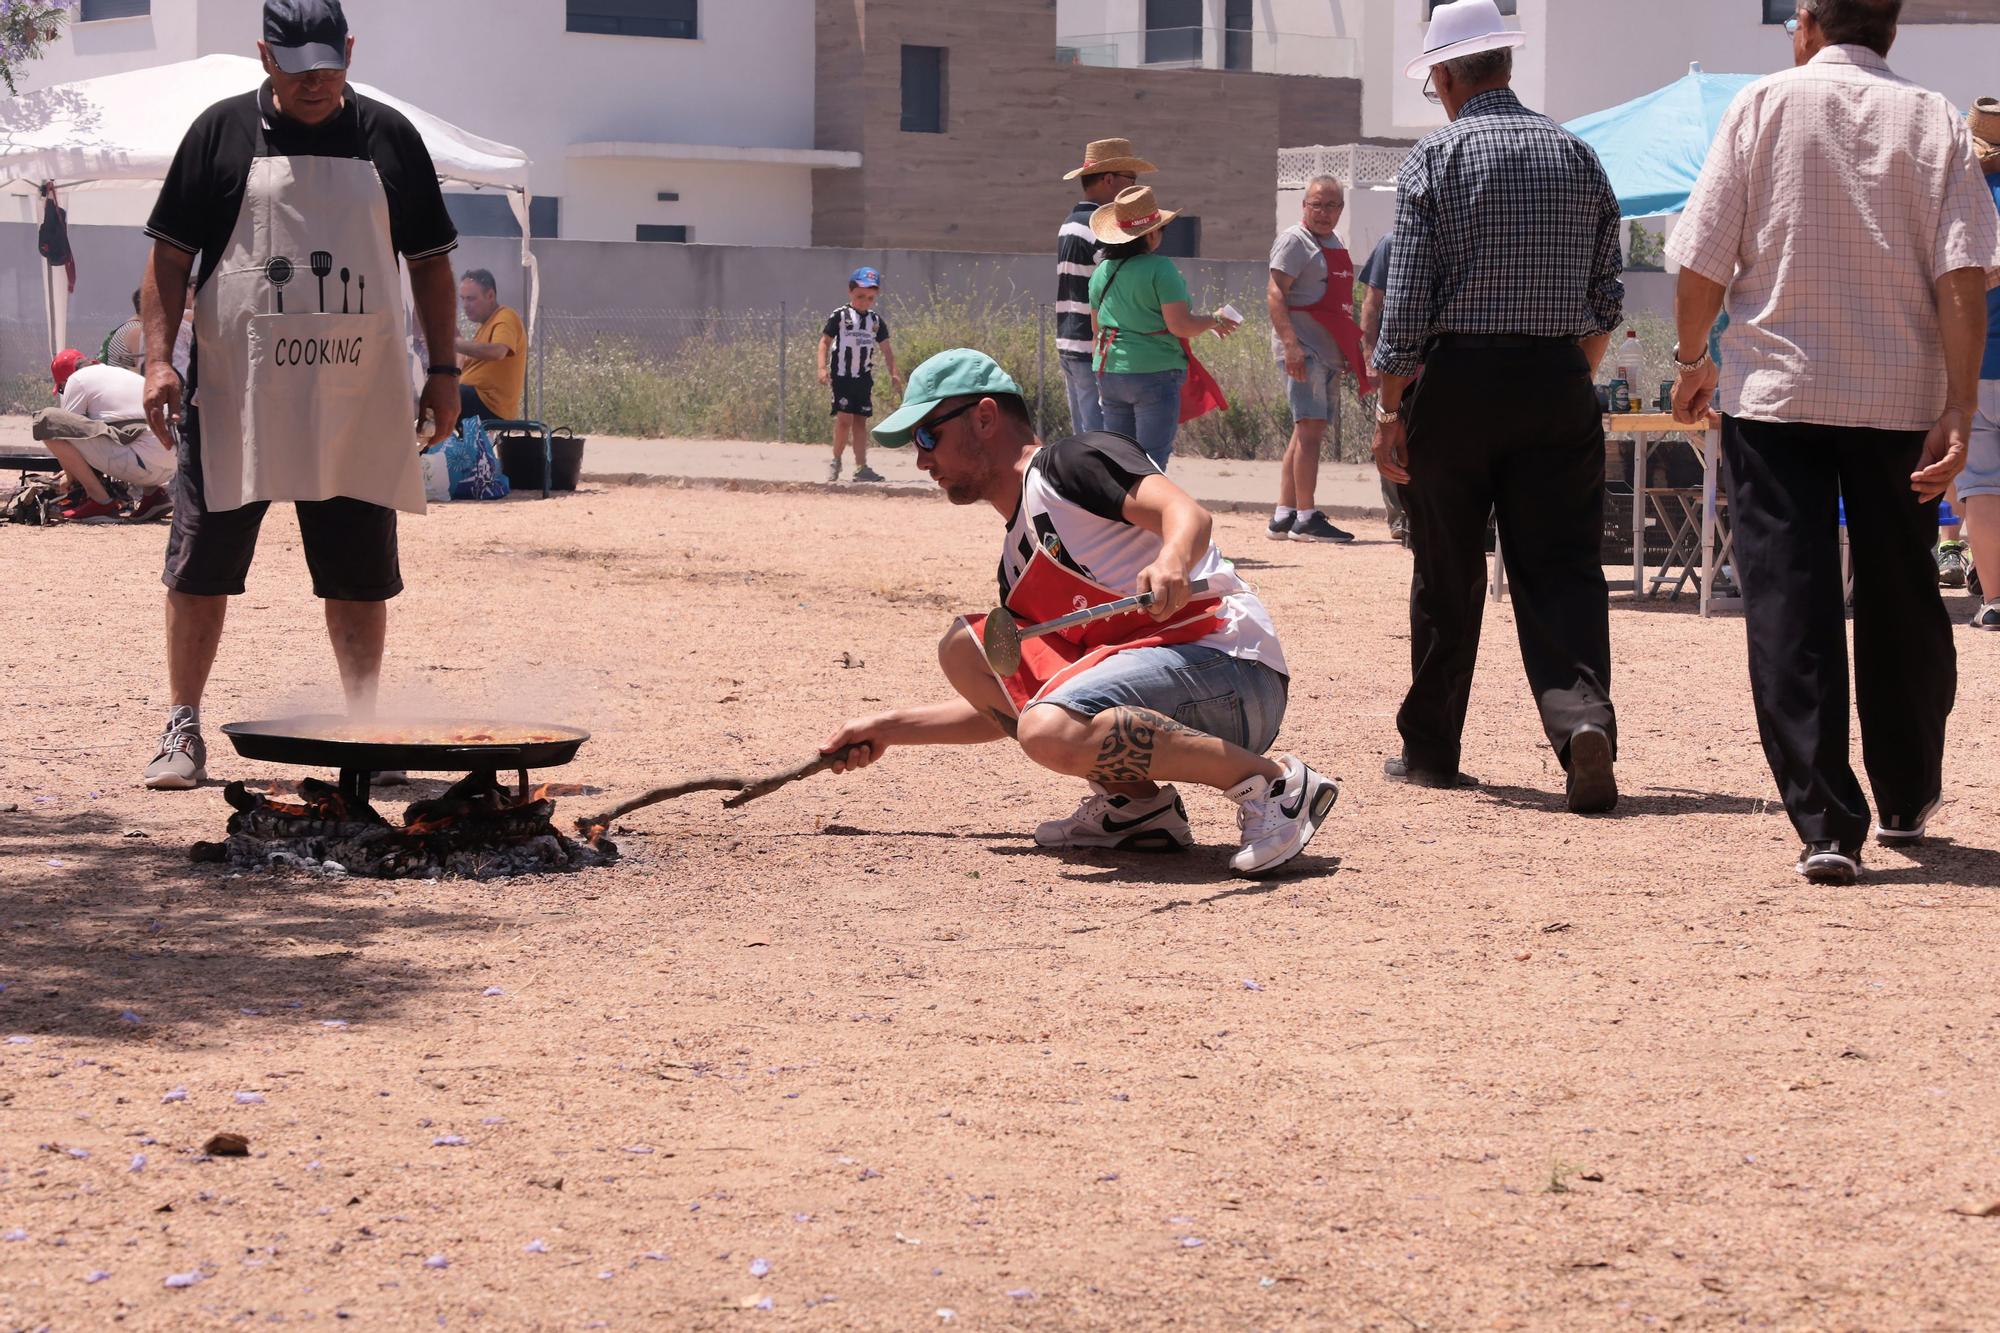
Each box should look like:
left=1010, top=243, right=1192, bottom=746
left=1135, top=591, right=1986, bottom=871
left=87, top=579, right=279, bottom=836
left=849, top=266, right=882, bottom=288
left=264, top=0, right=349, bottom=74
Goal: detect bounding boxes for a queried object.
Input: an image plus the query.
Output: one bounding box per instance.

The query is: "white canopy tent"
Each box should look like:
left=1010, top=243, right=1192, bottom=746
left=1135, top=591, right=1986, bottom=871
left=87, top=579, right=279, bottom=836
left=0, top=53, right=538, bottom=371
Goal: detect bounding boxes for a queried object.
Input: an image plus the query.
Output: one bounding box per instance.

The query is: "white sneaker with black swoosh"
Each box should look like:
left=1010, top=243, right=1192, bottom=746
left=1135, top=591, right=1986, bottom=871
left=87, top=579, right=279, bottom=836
left=1225, top=754, right=1338, bottom=874
left=1034, top=784, right=1193, bottom=852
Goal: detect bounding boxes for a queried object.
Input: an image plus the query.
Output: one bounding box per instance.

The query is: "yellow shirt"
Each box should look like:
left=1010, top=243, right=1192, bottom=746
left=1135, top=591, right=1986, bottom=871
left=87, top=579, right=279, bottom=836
left=461, top=306, right=526, bottom=419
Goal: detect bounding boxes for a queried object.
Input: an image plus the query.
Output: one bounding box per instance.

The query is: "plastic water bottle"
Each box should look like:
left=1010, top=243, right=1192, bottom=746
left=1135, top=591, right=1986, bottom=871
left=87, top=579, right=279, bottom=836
left=1615, top=328, right=1644, bottom=406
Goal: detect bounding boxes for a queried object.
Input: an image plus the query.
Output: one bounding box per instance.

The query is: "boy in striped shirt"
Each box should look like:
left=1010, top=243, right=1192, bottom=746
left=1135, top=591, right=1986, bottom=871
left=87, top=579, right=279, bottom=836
left=818, top=267, right=902, bottom=482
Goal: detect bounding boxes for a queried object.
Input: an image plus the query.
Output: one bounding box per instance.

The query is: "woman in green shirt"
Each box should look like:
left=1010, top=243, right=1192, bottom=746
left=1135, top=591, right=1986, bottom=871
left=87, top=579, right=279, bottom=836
left=1088, top=187, right=1237, bottom=468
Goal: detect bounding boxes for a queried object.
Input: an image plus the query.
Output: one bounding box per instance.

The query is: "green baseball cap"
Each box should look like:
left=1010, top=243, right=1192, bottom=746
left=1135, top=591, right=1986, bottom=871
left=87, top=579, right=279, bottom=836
left=872, top=348, right=1022, bottom=447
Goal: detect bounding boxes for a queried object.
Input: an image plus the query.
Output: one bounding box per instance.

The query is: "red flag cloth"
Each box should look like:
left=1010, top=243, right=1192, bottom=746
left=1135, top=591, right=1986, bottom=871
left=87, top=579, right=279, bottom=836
left=38, top=183, right=76, bottom=294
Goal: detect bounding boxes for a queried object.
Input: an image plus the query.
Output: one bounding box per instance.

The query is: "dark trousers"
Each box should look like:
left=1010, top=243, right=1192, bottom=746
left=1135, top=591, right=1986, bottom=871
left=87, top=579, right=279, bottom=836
left=1720, top=416, right=1955, bottom=848
left=1397, top=340, right=1615, bottom=773
left=459, top=383, right=489, bottom=424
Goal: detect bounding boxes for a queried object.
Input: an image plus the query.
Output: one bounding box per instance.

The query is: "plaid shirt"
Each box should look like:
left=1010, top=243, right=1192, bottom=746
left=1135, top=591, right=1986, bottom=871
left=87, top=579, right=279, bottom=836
left=1374, top=89, right=1624, bottom=379
left=1665, top=46, right=2000, bottom=431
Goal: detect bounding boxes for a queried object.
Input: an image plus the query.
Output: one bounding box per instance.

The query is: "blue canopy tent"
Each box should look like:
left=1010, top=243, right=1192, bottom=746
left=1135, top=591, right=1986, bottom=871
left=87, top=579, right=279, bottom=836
left=1564, top=63, right=1761, bottom=218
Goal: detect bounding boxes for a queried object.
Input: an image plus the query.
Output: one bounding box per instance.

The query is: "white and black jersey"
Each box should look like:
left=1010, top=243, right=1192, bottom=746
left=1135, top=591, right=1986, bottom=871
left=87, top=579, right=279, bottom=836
left=821, top=305, right=889, bottom=380
left=999, top=433, right=1289, bottom=675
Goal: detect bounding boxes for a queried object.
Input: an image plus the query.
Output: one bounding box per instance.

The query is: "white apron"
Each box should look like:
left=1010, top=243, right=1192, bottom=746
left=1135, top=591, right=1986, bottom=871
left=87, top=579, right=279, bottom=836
left=192, top=144, right=423, bottom=514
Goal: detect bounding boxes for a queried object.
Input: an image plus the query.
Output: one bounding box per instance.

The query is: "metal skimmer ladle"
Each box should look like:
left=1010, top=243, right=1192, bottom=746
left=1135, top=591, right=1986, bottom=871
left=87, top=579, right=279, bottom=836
left=982, top=578, right=1211, bottom=677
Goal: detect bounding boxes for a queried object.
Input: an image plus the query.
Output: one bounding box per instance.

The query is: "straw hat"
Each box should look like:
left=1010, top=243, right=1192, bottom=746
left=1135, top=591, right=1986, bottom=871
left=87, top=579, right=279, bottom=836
left=1970, top=96, right=2000, bottom=171
left=1404, top=0, right=1527, bottom=79
left=1090, top=186, right=1179, bottom=245
left=1062, top=138, right=1159, bottom=181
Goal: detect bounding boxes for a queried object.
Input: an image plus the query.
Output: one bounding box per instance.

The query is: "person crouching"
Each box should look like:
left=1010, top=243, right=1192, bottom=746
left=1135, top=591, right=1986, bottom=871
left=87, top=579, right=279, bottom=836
left=820, top=349, right=1338, bottom=875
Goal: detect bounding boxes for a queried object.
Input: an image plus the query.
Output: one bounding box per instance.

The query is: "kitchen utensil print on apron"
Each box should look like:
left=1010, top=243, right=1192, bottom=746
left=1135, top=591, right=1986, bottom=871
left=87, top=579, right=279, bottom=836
left=192, top=152, right=423, bottom=515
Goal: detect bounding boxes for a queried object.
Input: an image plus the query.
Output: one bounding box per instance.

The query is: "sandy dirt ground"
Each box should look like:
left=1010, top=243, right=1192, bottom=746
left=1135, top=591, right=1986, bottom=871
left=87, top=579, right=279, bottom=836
left=3, top=481, right=1998, bottom=1331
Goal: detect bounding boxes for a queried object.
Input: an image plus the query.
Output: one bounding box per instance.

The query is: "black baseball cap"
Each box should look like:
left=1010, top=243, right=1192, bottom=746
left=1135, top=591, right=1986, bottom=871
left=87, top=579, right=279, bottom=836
left=263, top=0, right=349, bottom=74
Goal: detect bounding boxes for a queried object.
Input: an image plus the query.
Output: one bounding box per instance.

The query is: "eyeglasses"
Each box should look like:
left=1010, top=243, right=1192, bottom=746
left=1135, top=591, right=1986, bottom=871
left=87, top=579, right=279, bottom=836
left=1422, top=71, right=1442, bottom=105
left=1303, top=200, right=1342, bottom=213
left=913, top=399, right=977, bottom=451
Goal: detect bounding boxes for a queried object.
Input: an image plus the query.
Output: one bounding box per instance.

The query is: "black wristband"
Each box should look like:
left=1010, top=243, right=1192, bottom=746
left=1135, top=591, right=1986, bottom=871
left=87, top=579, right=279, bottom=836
left=426, top=365, right=461, bottom=378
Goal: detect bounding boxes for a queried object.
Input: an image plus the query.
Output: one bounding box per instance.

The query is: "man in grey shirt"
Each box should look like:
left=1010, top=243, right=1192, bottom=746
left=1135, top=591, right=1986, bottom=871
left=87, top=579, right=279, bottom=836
left=1265, top=176, right=1369, bottom=544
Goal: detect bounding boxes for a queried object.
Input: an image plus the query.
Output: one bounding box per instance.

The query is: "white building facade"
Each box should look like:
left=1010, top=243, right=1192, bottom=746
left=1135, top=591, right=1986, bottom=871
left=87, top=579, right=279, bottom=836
left=13, top=0, right=853, bottom=245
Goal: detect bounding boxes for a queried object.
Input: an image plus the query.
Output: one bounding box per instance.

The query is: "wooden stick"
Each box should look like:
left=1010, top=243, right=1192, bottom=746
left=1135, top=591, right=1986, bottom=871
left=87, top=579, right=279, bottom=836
left=573, top=747, right=859, bottom=834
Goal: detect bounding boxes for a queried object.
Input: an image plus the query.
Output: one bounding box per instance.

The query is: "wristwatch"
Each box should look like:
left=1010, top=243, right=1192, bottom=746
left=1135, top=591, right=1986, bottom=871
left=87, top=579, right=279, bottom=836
left=1672, top=347, right=1710, bottom=374
left=426, top=364, right=462, bottom=378
left=1374, top=402, right=1401, bottom=424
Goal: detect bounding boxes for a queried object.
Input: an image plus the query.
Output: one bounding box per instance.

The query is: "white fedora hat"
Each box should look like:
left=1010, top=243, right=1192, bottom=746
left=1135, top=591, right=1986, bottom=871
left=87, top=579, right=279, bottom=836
left=1404, top=0, right=1527, bottom=80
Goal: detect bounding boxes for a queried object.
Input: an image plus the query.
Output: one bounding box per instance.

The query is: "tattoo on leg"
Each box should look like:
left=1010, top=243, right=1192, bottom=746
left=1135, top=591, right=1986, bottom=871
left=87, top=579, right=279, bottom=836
left=982, top=706, right=1019, bottom=739
left=1086, top=707, right=1192, bottom=783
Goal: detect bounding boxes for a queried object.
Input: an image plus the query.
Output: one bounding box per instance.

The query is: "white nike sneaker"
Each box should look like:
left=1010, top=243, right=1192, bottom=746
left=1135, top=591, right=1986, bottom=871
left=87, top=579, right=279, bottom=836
left=1225, top=755, right=1338, bottom=874
left=1034, top=784, right=1193, bottom=852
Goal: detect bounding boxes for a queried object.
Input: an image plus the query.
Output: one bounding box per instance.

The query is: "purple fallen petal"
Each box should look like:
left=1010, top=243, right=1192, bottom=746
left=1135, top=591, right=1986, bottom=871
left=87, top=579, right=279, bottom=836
left=1180, top=1236, right=1205, bottom=1248
left=233, top=1092, right=265, bottom=1105
left=163, top=1270, right=204, bottom=1288
left=1242, top=979, right=1263, bottom=991
left=84, top=1270, right=111, bottom=1284
left=749, top=1257, right=771, bottom=1278
left=755, top=1296, right=774, bottom=1311
left=129, top=1154, right=146, bottom=1172
left=161, top=1087, right=187, bottom=1103
left=432, top=1136, right=466, bottom=1147
left=423, top=1254, right=449, bottom=1270
left=482, top=987, right=505, bottom=997
left=524, top=1239, right=548, bottom=1254
left=1006, top=1288, right=1036, bottom=1301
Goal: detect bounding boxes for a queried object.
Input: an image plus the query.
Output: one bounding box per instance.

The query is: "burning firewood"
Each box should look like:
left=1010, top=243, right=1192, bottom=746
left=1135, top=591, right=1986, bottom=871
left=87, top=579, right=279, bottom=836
left=573, top=746, right=863, bottom=838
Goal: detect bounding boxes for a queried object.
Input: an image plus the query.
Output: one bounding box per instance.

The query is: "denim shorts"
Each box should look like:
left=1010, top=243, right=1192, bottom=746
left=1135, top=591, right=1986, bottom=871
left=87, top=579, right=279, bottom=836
left=1284, top=352, right=1341, bottom=423
left=1964, top=379, right=2000, bottom=500
left=1032, top=644, right=1289, bottom=755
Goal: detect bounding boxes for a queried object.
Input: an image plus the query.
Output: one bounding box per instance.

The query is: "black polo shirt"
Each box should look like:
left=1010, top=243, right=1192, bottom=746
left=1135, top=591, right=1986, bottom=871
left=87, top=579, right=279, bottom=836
left=146, top=80, right=457, bottom=326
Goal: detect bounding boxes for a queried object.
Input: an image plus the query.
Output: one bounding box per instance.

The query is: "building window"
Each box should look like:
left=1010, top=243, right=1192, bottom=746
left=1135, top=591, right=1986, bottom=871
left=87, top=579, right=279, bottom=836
left=1222, top=0, right=1253, bottom=70
left=1427, top=0, right=1512, bottom=11
left=1145, top=0, right=1202, bottom=64
left=566, top=1, right=697, bottom=39
left=900, top=45, right=946, bottom=134
left=445, top=194, right=560, bottom=239
left=1761, top=0, right=1794, bottom=20
left=1156, top=216, right=1201, bottom=259
left=636, top=224, right=691, bottom=243
left=79, top=0, right=149, bottom=18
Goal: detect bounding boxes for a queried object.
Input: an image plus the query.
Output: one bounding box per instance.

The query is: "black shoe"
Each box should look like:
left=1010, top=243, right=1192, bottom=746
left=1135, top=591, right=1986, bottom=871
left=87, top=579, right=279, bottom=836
left=1564, top=723, right=1618, bottom=814
left=1795, top=841, right=1860, bottom=885
left=1383, top=756, right=1478, bottom=788
left=1266, top=514, right=1294, bottom=542
left=1288, top=512, right=1354, bottom=544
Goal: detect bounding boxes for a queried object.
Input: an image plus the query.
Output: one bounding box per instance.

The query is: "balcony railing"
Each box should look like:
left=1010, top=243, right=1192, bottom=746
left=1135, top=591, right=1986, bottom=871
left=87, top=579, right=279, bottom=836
left=1056, top=27, right=1359, bottom=79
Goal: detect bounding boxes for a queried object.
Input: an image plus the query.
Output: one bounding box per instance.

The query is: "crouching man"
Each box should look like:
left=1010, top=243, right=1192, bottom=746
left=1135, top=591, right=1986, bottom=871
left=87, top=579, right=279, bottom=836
left=821, top=349, right=1338, bottom=875
left=35, top=350, right=174, bottom=524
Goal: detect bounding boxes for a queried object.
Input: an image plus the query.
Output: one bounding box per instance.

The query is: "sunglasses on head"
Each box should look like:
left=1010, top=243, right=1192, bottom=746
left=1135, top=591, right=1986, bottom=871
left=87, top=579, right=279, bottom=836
left=914, top=399, right=977, bottom=450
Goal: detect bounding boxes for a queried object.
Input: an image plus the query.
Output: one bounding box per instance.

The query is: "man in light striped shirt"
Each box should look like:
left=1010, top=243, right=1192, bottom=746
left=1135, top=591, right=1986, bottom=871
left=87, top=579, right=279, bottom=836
left=1668, top=0, right=2000, bottom=884
left=1057, top=139, right=1157, bottom=434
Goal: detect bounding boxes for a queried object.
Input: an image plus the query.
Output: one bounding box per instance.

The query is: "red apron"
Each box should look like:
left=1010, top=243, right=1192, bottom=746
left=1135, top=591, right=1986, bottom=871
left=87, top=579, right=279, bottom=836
left=1289, top=235, right=1374, bottom=393
left=1093, top=326, right=1228, bottom=425
left=962, top=546, right=1226, bottom=713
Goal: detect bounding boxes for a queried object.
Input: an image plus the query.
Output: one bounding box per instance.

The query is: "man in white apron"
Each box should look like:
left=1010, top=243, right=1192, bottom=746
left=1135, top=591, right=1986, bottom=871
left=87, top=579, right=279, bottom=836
left=818, top=350, right=1340, bottom=877
left=136, top=0, right=462, bottom=789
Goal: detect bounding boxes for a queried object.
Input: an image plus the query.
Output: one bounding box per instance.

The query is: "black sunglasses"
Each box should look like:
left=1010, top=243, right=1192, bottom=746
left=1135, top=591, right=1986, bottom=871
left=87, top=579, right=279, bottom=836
left=913, top=400, right=977, bottom=451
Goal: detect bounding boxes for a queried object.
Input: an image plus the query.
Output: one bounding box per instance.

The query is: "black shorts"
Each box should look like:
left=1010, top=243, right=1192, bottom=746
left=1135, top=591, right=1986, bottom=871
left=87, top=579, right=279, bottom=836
left=830, top=375, right=874, bottom=419
left=161, top=406, right=403, bottom=602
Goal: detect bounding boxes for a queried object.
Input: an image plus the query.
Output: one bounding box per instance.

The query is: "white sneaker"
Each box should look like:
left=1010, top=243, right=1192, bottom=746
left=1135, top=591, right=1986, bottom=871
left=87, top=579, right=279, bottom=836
left=1874, top=792, right=1941, bottom=845
left=142, top=708, right=207, bottom=790
left=1034, top=784, right=1192, bottom=851
left=1224, top=754, right=1337, bottom=874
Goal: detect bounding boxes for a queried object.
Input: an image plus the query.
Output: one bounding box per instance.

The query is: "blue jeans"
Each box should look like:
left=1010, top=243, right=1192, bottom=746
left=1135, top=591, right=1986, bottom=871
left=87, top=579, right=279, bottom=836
left=1098, top=368, right=1185, bottom=470
left=1060, top=354, right=1104, bottom=435
left=1035, top=644, right=1289, bottom=756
